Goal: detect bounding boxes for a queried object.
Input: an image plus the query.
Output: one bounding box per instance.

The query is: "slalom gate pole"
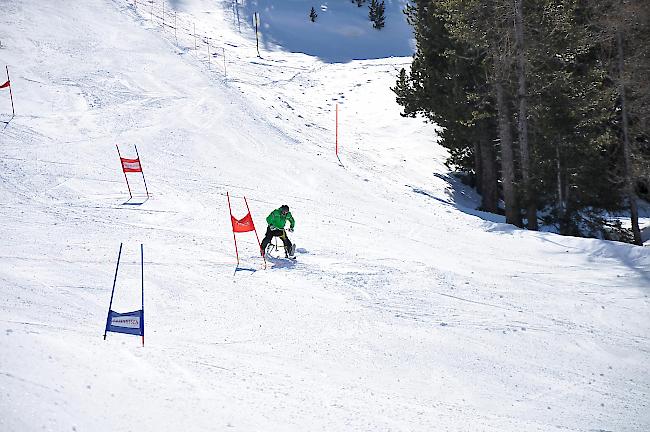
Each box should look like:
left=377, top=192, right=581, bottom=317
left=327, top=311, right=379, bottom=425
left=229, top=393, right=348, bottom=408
left=336, top=104, right=343, bottom=165
left=134, top=145, right=150, bottom=198
left=244, top=196, right=266, bottom=268
left=116, top=145, right=133, bottom=199
left=335, top=103, right=338, bottom=156
left=254, top=13, right=260, bottom=58
left=6, top=66, right=15, bottom=117
left=104, top=243, right=123, bottom=340
left=227, top=192, right=240, bottom=267
left=140, top=243, right=144, bottom=347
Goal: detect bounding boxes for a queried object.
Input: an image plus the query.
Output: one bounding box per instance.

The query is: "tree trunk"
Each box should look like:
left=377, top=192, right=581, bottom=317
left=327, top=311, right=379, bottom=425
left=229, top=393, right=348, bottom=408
left=494, top=78, right=522, bottom=227
left=474, top=139, right=483, bottom=194
left=617, top=29, right=642, bottom=245
left=479, top=120, right=499, bottom=213
left=514, top=0, right=537, bottom=230
left=556, top=140, right=569, bottom=235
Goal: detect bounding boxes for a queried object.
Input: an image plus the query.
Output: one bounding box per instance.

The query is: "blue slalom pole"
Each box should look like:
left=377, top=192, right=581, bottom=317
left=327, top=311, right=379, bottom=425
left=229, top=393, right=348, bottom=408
left=104, top=243, right=123, bottom=340
left=140, top=244, right=144, bottom=347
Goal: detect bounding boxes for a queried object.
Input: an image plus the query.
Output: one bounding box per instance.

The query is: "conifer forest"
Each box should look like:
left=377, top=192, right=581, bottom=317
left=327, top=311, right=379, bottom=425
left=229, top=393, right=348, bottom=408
left=394, top=0, right=649, bottom=244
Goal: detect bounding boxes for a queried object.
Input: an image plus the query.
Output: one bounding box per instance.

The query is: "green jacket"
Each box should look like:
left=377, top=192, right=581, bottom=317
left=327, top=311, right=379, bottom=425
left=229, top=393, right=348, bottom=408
left=266, top=208, right=295, bottom=230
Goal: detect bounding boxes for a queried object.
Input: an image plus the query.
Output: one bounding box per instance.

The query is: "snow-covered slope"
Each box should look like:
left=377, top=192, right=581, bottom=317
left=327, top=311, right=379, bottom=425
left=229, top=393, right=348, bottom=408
left=0, top=1, right=648, bottom=431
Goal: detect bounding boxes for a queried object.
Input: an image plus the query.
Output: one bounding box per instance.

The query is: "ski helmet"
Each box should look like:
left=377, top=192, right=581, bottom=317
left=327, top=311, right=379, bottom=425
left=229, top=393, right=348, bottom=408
left=280, top=204, right=289, bottom=213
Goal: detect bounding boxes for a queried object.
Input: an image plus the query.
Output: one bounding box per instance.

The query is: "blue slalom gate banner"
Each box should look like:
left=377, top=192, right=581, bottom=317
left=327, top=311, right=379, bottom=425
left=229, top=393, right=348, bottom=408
left=106, top=310, right=144, bottom=336
left=104, top=243, right=145, bottom=346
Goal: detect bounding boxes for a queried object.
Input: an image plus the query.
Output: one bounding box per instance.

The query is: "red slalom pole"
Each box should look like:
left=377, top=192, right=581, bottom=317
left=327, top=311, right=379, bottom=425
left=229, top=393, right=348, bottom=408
left=244, top=196, right=266, bottom=269
left=227, top=192, right=240, bottom=267
left=134, top=145, right=150, bottom=198
left=116, top=145, right=133, bottom=199
left=5, top=66, right=15, bottom=117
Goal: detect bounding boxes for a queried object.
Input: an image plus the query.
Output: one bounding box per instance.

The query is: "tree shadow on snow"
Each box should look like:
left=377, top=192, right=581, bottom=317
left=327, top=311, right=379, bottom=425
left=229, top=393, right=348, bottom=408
left=409, top=172, right=506, bottom=225
left=413, top=173, right=650, bottom=285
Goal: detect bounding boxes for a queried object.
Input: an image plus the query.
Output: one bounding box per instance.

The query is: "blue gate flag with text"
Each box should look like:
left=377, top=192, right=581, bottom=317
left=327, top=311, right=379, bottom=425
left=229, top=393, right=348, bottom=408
left=106, top=309, right=144, bottom=336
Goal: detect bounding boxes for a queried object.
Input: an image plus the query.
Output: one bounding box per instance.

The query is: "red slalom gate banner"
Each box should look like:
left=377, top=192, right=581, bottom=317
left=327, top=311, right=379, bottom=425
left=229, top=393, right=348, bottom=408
left=116, top=145, right=149, bottom=199
left=120, top=158, right=142, bottom=172
left=231, top=211, right=255, bottom=233
left=227, top=192, right=265, bottom=269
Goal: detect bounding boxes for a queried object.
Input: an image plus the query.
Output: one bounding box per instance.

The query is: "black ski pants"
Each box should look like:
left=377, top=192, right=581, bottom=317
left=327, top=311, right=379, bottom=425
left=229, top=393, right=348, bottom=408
left=261, top=226, right=292, bottom=254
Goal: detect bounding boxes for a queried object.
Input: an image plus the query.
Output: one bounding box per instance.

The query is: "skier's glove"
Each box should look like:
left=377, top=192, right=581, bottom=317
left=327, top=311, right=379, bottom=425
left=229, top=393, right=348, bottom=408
left=288, top=227, right=294, bottom=232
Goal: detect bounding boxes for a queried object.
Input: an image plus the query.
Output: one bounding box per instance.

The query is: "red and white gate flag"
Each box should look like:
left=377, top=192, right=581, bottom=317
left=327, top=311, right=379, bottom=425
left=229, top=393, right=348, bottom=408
left=120, top=157, right=142, bottom=173
left=0, top=80, right=9, bottom=89
left=227, top=192, right=265, bottom=268
left=231, top=212, right=255, bottom=233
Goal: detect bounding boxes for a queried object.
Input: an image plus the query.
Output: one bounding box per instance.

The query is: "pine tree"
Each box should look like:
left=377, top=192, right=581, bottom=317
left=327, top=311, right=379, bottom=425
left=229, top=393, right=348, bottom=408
left=309, top=6, right=318, bottom=23
left=369, top=0, right=385, bottom=30
left=441, top=0, right=524, bottom=226
left=397, top=0, right=646, bottom=241
left=368, top=0, right=376, bottom=22
left=525, top=1, right=622, bottom=237
left=393, top=1, right=499, bottom=213
left=593, top=0, right=650, bottom=245
left=514, top=0, right=537, bottom=230
left=375, top=1, right=386, bottom=29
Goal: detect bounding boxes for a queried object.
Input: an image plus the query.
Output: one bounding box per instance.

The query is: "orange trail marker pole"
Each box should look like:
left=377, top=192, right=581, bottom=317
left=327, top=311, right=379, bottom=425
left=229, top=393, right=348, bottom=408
left=335, top=103, right=338, bottom=156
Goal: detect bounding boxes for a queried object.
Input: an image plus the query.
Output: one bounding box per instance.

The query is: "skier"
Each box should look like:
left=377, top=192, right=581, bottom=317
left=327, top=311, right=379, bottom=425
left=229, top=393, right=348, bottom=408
left=260, top=204, right=296, bottom=258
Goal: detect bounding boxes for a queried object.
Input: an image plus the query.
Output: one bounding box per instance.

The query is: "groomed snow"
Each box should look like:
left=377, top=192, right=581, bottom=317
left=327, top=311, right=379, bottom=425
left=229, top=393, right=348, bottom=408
left=0, top=1, right=648, bottom=431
